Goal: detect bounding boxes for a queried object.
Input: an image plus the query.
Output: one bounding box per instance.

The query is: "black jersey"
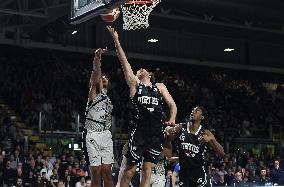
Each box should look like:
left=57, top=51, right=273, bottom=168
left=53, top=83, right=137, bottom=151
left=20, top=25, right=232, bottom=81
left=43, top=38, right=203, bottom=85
left=131, top=82, right=165, bottom=119
left=176, top=124, right=208, bottom=169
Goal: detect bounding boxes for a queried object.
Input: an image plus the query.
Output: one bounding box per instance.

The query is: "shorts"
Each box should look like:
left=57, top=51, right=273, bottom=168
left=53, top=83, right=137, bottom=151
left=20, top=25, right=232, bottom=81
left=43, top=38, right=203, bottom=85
left=179, top=166, right=212, bottom=187
left=126, top=121, right=164, bottom=165
left=84, top=129, right=114, bottom=166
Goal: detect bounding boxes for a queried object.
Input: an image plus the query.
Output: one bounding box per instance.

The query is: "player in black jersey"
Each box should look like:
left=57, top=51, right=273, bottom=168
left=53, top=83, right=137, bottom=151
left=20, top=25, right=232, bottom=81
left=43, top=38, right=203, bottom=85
left=168, top=106, right=225, bottom=187
left=107, top=26, right=177, bottom=187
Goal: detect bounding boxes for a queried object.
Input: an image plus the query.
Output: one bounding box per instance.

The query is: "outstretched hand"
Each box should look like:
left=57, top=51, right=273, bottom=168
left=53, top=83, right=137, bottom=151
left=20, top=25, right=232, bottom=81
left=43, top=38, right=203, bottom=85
left=164, top=124, right=180, bottom=140
left=94, top=47, right=107, bottom=61
left=106, top=26, right=119, bottom=41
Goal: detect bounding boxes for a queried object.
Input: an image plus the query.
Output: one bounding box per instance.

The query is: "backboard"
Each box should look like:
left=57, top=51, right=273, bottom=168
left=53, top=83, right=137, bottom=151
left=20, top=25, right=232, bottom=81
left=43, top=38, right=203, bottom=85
left=70, top=0, right=126, bottom=25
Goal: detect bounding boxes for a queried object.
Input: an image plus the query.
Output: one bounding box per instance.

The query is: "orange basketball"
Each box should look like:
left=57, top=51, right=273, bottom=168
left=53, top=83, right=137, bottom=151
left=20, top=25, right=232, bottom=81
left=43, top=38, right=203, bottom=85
left=100, top=7, right=120, bottom=22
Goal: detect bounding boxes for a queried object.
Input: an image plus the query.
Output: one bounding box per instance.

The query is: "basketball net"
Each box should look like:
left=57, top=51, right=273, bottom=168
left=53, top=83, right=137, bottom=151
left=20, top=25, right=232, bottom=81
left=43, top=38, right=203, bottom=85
left=121, top=0, right=161, bottom=30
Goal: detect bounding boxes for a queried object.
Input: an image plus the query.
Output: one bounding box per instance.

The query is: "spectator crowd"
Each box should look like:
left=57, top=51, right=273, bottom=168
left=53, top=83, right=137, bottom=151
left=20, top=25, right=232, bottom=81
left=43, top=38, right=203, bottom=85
left=1, top=46, right=284, bottom=186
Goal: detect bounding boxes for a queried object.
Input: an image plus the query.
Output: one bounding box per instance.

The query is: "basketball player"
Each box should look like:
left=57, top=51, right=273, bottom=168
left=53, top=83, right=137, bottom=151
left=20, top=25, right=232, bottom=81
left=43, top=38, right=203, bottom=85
left=168, top=106, right=225, bottom=187
left=116, top=129, right=172, bottom=187
left=107, top=26, right=177, bottom=187
left=82, top=48, right=114, bottom=187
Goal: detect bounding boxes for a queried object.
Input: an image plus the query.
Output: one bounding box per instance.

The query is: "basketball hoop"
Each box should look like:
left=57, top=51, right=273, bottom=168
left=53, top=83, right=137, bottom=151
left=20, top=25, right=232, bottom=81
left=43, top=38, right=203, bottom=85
left=121, top=0, right=161, bottom=30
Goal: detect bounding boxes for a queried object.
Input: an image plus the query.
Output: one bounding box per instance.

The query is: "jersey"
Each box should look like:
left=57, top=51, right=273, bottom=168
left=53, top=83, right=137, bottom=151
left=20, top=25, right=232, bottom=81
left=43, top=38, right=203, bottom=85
left=84, top=89, right=113, bottom=131
left=131, top=82, right=165, bottom=126
left=176, top=123, right=208, bottom=169
left=126, top=82, right=166, bottom=165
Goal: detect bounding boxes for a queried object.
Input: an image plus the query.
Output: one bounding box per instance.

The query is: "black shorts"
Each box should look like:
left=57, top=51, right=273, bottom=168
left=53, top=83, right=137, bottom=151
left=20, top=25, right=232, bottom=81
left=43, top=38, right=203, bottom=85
left=126, top=119, right=165, bottom=165
left=179, top=166, right=212, bottom=187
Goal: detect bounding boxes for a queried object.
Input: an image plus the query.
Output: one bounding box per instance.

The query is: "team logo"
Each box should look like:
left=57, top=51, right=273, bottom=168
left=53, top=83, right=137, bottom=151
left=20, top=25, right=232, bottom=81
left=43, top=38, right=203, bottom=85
left=179, top=134, right=185, bottom=141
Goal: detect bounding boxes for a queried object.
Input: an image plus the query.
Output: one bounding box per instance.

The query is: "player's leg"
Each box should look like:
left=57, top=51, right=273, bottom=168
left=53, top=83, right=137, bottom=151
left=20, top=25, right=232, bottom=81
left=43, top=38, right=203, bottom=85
left=85, top=130, right=103, bottom=186
left=120, top=164, right=138, bottom=187
left=116, top=155, right=127, bottom=187
left=121, top=131, right=144, bottom=187
left=90, top=166, right=102, bottom=187
left=140, top=161, right=155, bottom=187
left=101, top=130, right=114, bottom=187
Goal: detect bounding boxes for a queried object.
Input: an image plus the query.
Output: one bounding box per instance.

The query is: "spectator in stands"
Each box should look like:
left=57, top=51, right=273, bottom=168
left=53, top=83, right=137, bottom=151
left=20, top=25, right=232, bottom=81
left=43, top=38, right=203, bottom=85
left=224, top=168, right=234, bottom=186
left=15, top=177, right=24, bottom=187
left=41, top=172, right=49, bottom=186
left=50, top=169, right=59, bottom=187
left=258, top=167, right=272, bottom=186
left=248, top=169, right=259, bottom=185
left=25, top=171, right=35, bottom=187
left=214, top=172, right=226, bottom=186
left=40, top=161, right=52, bottom=180
left=57, top=179, right=65, bottom=187
left=15, top=167, right=25, bottom=182
left=231, top=171, right=244, bottom=186
left=245, top=157, right=257, bottom=171
left=271, top=160, right=282, bottom=185
left=85, top=176, right=91, bottom=187
left=10, top=154, right=17, bottom=169
left=3, top=160, right=15, bottom=186
left=34, top=175, right=44, bottom=187
left=28, top=159, right=37, bottom=177
left=75, top=176, right=86, bottom=187
left=14, top=150, right=25, bottom=166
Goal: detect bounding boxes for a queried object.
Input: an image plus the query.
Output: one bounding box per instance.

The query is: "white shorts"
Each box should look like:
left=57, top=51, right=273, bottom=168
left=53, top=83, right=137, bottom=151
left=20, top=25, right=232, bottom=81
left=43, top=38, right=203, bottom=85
left=150, top=173, right=166, bottom=187
left=85, top=130, right=114, bottom=166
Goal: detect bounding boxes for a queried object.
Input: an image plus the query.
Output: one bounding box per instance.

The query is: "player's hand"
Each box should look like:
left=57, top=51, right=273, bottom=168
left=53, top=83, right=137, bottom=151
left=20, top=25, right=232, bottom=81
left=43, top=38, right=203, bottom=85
left=164, top=126, right=174, bottom=135
left=165, top=124, right=180, bottom=140
left=165, top=119, right=175, bottom=126
left=106, top=26, right=119, bottom=41
left=94, top=48, right=107, bottom=61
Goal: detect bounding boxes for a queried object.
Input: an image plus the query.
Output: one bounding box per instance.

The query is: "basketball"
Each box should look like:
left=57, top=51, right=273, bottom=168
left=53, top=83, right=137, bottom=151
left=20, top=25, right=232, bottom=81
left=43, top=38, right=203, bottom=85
left=100, top=7, right=120, bottom=22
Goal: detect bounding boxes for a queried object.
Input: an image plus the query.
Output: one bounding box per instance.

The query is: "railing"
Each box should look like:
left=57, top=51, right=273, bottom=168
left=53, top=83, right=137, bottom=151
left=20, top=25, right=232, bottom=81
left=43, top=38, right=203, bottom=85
left=38, top=111, right=124, bottom=158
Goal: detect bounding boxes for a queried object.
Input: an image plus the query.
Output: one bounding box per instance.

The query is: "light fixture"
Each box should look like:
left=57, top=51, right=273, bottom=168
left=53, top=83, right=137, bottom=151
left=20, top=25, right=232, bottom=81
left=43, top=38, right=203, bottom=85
left=224, top=48, right=234, bottom=52
left=148, top=38, right=158, bottom=43
left=71, top=30, right=77, bottom=35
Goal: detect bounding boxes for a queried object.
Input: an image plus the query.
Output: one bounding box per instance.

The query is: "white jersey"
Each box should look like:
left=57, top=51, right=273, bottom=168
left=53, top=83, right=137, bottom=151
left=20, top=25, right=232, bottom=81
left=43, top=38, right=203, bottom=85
left=84, top=89, right=113, bottom=131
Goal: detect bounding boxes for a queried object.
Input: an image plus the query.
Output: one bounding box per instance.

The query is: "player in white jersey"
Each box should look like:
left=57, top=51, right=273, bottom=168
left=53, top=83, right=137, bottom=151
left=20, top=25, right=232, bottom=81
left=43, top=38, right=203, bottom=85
left=82, top=48, right=114, bottom=187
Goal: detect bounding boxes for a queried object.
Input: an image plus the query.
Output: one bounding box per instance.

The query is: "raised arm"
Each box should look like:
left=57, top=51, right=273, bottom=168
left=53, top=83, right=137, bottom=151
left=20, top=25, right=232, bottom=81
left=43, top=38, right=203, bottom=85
left=157, top=83, right=177, bottom=126
left=88, top=48, right=107, bottom=101
left=106, top=26, right=138, bottom=91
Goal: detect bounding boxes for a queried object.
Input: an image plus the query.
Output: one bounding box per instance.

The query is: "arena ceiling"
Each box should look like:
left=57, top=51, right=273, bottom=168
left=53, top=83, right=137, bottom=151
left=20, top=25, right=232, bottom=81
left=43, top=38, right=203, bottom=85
left=1, top=0, right=284, bottom=44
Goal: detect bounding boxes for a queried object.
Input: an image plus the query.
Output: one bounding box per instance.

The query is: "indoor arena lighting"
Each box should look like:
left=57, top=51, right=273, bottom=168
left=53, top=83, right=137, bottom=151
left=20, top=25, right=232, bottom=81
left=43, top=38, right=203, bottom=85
left=224, top=48, right=234, bottom=52
left=148, top=38, right=158, bottom=43
left=71, top=30, right=77, bottom=35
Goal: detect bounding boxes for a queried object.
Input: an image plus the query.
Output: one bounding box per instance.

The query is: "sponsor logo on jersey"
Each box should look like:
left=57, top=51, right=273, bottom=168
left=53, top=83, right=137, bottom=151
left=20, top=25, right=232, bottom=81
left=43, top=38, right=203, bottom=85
left=138, top=96, right=159, bottom=105
left=181, top=142, right=199, bottom=154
